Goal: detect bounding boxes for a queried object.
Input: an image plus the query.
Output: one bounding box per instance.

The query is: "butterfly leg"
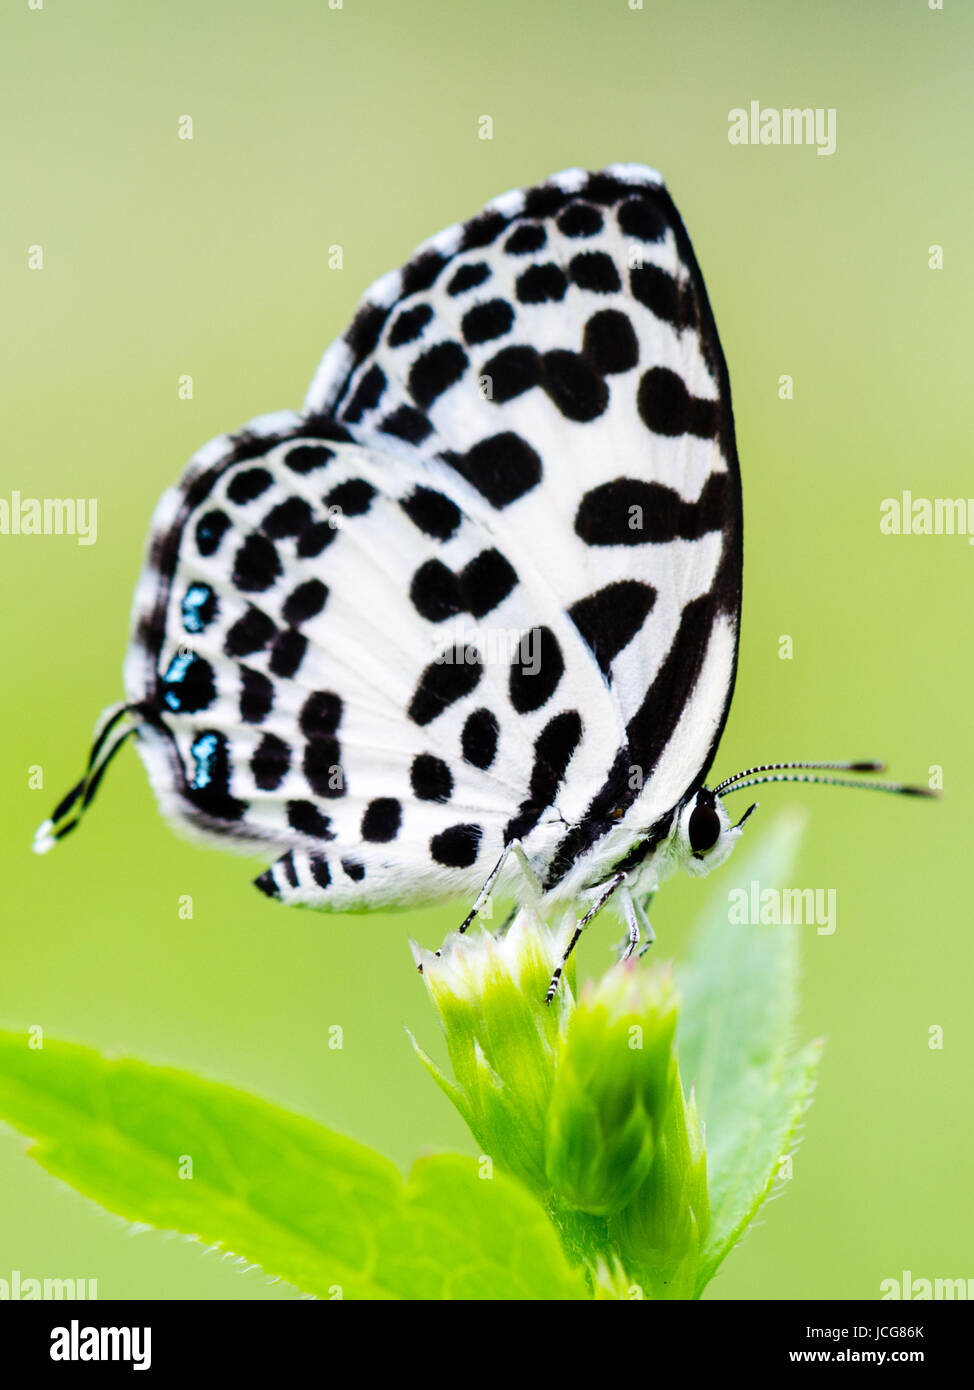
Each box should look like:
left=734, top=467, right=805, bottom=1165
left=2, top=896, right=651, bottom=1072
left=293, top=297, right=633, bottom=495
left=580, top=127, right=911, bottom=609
left=635, top=894, right=657, bottom=959
left=458, top=838, right=542, bottom=935
left=616, top=887, right=656, bottom=960
left=420, top=841, right=541, bottom=970
left=545, top=871, right=627, bottom=1004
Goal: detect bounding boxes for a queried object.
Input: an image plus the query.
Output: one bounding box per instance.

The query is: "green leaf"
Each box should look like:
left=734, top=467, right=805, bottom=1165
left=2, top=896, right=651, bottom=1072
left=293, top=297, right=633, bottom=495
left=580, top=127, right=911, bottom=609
left=382, top=1152, right=589, bottom=1299
left=675, top=812, right=823, bottom=1291
left=0, top=1031, right=587, bottom=1300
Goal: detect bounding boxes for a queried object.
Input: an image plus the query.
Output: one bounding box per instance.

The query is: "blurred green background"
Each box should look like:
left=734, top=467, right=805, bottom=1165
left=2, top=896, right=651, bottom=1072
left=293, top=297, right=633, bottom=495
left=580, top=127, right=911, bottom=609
left=2, top=0, right=970, bottom=1300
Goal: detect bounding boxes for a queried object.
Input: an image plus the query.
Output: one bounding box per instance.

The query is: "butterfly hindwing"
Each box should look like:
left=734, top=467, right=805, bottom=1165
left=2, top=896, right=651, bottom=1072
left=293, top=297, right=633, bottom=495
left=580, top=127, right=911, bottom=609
left=125, top=421, right=624, bottom=908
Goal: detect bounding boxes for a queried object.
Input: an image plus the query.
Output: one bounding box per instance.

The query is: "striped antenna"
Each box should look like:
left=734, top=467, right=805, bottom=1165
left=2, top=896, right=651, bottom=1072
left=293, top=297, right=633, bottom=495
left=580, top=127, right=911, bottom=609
left=714, top=760, right=938, bottom=800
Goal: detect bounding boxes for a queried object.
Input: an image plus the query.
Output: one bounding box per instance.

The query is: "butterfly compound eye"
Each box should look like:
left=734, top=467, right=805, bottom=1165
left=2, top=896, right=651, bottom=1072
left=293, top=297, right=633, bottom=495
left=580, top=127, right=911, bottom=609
left=688, top=794, right=722, bottom=855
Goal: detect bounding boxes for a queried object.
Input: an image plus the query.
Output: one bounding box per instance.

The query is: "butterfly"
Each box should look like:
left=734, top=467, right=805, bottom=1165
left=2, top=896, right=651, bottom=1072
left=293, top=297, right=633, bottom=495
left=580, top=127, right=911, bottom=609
left=35, top=164, right=934, bottom=998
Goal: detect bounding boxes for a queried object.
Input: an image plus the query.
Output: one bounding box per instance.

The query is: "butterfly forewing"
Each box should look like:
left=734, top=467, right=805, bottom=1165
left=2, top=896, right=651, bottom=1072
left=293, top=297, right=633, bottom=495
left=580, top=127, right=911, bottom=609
left=305, top=164, right=742, bottom=884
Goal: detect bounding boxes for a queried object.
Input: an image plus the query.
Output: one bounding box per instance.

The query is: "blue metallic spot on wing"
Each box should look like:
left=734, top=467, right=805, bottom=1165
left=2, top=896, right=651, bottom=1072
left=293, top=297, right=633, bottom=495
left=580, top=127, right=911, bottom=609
left=162, top=652, right=194, bottom=710
left=190, top=732, right=220, bottom=790
left=160, top=651, right=216, bottom=713
left=181, top=583, right=217, bottom=634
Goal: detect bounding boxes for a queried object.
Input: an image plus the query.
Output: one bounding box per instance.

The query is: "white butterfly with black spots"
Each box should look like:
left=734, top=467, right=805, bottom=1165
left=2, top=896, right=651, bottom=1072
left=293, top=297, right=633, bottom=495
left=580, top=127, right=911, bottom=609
left=37, top=164, right=933, bottom=994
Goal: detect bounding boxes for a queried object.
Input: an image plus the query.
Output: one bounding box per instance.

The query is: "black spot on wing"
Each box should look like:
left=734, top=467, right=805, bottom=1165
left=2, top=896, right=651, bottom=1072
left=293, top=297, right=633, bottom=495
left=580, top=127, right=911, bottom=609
left=630, top=264, right=697, bottom=331
left=297, top=520, right=339, bottom=558
left=284, top=444, right=334, bottom=475
left=309, top=855, right=332, bottom=889
left=447, top=261, right=491, bottom=295
left=443, top=432, right=542, bottom=509
left=515, top=263, right=567, bottom=305
left=462, top=707, right=498, bottom=769
left=262, top=496, right=313, bottom=540
left=279, top=851, right=299, bottom=887
left=557, top=203, right=603, bottom=237
left=159, top=652, right=215, bottom=714
left=481, top=346, right=541, bottom=403
left=482, top=345, right=609, bottom=418
left=410, top=559, right=463, bottom=623
left=346, top=302, right=390, bottom=362
left=461, top=299, right=515, bottom=345
left=463, top=549, right=517, bottom=618
left=617, top=196, right=667, bottom=242
left=380, top=405, right=434, bottom=444
left=251, top=733, right=291, bottom=791
left=430, top=823, right=482, bottom=868
left=254, top=865, right=281, bottom=899
left=240, top=666, right=273, bottom=722
left=523, top=184, right=570, bottom=218
left=575, top=473, right=729, bottom=546
left=269, top=628, right=307, bottom=679
left=388, top=303, right=433, bottom=346
left=583, top=310, right=639, bottom=376
left=300, top=690, right=343, bottom=737
left=461, top=211, right=507, bottom=250
left=408, top=342, right=468, bottom=410
left=287, top=800, right=335, bottom=840
left=581, top=171, right=628, bottom=206
left=504, top=223, right=546, bottom=254
left=195, top=510, right=230, bottom=557
left=225, top=606, right=276, bottom=657
left=401, top=249, right=449, bottom=296
left=409, top=548, right=516, bottom=624
left=342, top=364, right=386, bottom=424
left=569, top=251, right=621, bottom=294
left=361, top=798, right=402, bottom=843
left=638, top=367, right=718, bottom=438
left=409, top=645, right=483, bottom=726
left=541, top=350, right=608, bottom=422
left=400, top=487, right=461, bottom=540
left=509, top=627, right=564, bottom=713
left=227, top=468, right=273, bottom=505
left=303, top=736, right=344, bottom=798
left=232, top=534, right=281, bottom=592
left=325, top=479, right=376, bottom=516
left=411, top=754, right=454, bottom=803
left=568, top=581, right=657, bottom=675
left=282, top=578, right=328, bottom=626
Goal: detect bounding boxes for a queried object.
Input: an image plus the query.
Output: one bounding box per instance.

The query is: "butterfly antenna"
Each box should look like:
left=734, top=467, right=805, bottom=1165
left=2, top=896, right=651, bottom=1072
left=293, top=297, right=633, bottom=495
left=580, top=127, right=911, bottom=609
left=33, top=702, right=136, bottom=854
left=714, top=760, right=939, bottom=800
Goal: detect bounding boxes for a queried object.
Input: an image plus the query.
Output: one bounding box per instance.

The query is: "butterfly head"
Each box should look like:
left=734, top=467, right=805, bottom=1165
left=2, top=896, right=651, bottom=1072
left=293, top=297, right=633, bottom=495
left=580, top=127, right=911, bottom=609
left=674, top=786, right=757, bottom=878
left=671, top=758, right=939, bottom=882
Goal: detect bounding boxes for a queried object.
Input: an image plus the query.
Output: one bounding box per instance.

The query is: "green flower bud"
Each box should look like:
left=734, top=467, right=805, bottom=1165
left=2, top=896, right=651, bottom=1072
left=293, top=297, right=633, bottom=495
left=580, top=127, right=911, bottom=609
left=412, top=904, right=712, bottom=1298
left=545, top=962, right=678, bottom=1215
left=610, top=1068, right=710, bottom=1299
left=410, top=907, right=575, bottom=1197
